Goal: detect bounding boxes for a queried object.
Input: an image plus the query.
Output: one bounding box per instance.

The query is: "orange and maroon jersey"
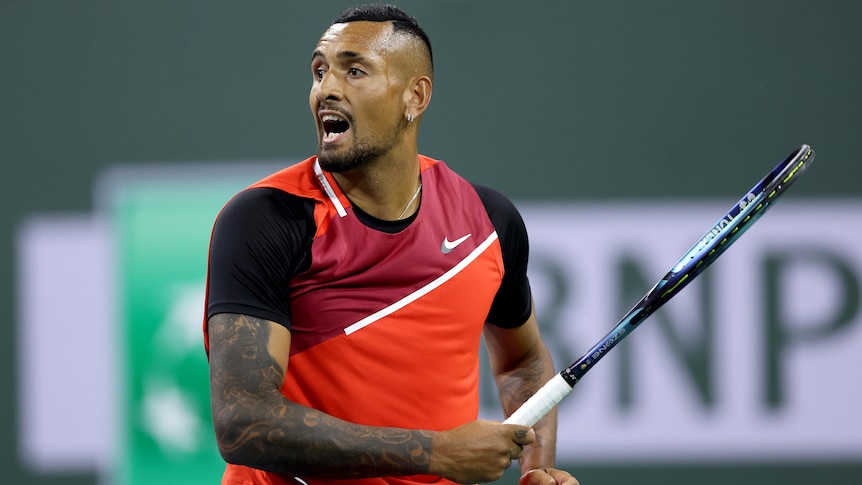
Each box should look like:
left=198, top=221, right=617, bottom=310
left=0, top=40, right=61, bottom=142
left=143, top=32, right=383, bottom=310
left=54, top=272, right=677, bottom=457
left=204, top=155, right=532, bottom=485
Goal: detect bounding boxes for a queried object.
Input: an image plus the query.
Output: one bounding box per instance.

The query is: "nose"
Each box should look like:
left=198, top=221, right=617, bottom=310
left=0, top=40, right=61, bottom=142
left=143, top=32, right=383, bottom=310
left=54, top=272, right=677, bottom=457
left=315, top=70, right=343, bottom=102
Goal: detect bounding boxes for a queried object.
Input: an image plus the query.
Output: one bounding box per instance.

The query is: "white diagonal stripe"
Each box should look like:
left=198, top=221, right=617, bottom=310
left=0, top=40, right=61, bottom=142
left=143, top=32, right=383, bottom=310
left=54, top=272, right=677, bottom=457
left=344, top=231, right=499, bottom=336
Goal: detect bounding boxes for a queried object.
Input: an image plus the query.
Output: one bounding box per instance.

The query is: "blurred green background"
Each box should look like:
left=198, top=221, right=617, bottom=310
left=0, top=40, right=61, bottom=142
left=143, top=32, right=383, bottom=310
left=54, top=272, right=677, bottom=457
left=2, top=0, right=860, bottom=484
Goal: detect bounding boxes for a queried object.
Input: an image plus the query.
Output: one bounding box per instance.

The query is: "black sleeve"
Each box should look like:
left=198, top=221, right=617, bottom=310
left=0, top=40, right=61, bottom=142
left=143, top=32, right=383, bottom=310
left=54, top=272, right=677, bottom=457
left=472, top=183, right=533, bottom=328
left=205, top=187, right=315, bottom=330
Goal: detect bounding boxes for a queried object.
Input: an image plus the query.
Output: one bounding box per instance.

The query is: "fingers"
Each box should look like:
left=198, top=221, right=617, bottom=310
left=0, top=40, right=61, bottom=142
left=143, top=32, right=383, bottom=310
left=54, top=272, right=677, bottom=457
left=503, top=424, right=533, bottom=472
left=429, top=420, right=542, bottom=484
left=512, top=443, right=524, bottom=460
left=508, top=424, right=536, bottom=446
left=502, top=424, right=534, bottom=464
left=519, top=468, right=580, bottom=485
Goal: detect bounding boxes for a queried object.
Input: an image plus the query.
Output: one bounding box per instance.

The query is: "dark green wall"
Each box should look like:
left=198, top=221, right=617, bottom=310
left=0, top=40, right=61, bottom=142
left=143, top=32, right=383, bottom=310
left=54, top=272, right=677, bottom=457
left=2, top=1, right=860, bottom=484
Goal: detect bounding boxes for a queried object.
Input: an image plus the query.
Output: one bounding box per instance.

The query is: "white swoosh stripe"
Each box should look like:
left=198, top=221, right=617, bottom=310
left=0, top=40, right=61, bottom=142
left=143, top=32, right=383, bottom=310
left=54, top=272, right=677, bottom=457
left=314, top=159, right=347, bottom=217
left=344, top=231, right=499, bottom=336
left=442, top=233, right=471, bottom=253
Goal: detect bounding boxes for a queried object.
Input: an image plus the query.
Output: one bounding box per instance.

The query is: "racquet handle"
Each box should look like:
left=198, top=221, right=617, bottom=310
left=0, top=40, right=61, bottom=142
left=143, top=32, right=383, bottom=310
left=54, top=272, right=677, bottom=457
left=502, top=374, right=573, bottom=426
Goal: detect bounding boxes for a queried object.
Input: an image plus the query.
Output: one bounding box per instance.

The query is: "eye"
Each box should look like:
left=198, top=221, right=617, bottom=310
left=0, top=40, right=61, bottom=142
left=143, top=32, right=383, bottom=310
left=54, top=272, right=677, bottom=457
left=311, top=63, right=327, bottom=81
left=348, top=67, right=364, bottom=77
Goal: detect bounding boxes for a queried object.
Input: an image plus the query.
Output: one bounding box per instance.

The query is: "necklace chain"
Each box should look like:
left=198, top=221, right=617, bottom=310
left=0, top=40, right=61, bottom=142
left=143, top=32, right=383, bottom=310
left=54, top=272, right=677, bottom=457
left=397, top=182, right=422, bottom=220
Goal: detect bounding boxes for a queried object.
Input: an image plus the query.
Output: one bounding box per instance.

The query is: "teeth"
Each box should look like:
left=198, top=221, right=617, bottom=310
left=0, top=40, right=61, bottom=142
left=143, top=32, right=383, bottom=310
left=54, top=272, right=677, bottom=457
left=321, top=112, right=348, bottom=141
left=321, top=114, right=345, bottom=122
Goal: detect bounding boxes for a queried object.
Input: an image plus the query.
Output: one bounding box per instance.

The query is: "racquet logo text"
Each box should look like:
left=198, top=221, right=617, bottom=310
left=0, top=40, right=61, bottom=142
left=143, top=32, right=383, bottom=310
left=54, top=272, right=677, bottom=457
left=589, top=327, right=627, bottom=363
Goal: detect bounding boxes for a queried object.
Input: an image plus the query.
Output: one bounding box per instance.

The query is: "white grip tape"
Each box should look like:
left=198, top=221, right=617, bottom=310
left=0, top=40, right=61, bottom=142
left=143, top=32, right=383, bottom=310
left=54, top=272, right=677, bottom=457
left=503, top=373, right=573, bottom=426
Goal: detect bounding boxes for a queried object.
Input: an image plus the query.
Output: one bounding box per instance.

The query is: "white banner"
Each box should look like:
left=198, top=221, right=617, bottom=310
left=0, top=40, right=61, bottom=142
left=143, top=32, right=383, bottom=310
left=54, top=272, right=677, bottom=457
left=18, top=190, right=862, bottom=473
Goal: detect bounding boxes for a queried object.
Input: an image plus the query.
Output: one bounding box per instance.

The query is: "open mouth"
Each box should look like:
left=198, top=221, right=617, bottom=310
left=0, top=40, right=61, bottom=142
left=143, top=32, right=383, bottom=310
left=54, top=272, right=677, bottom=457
left=321, top=113, right=350, bottom=143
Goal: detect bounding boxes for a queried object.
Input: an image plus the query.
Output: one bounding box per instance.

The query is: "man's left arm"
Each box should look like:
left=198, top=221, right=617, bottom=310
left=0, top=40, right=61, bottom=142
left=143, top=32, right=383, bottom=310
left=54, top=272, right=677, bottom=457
left=483, top=304, right=579, bottom=485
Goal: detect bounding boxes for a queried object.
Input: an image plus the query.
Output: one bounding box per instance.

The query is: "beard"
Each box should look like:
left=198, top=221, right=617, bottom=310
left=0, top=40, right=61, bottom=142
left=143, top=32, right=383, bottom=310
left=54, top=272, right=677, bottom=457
left=317, top=139, right=389, bottom=173
left=316, top=116, right=408, bottom=173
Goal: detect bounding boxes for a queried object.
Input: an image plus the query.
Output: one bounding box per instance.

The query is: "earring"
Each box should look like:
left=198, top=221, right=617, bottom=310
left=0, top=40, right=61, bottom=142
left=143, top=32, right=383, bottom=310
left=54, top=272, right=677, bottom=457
left=406, top=113, right=414, bottom=123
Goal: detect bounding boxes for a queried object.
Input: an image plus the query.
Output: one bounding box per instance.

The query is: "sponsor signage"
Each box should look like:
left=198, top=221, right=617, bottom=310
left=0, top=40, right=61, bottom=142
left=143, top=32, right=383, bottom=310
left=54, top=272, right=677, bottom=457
left=16, top=167, right=862, bottom=483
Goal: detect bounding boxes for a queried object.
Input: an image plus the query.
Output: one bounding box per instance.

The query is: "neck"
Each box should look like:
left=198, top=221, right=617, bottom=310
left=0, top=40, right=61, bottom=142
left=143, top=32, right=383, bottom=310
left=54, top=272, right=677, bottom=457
left=397, top=181, right=422, bottom=220
left=332, top=155, right=422, bottom=221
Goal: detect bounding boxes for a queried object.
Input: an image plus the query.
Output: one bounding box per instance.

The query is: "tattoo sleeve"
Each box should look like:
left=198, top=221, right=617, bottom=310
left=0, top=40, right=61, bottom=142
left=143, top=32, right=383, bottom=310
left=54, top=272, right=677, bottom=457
left=208, top=313, right=434, bottom=478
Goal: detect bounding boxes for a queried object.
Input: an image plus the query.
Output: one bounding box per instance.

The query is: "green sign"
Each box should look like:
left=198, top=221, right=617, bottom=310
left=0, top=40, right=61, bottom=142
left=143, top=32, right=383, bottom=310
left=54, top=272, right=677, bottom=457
left=109, top=167, right=275, bottom=485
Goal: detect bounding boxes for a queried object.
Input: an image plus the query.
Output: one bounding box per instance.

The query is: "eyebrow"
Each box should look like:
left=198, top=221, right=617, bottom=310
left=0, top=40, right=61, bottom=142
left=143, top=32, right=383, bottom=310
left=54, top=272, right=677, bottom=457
left=311, top=49, right=365, bottom=63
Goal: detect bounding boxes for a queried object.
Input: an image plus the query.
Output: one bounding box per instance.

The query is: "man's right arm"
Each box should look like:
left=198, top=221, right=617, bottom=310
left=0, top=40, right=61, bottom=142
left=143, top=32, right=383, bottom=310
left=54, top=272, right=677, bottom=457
left=208, top=312, right=531, bottom=483
left=208, top=312, right=436, bottom=478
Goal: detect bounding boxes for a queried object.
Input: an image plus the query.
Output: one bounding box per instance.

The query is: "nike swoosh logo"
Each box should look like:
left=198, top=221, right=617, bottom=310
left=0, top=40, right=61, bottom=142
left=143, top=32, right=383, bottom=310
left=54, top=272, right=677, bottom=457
left=441, top=233, right=471, bottom=254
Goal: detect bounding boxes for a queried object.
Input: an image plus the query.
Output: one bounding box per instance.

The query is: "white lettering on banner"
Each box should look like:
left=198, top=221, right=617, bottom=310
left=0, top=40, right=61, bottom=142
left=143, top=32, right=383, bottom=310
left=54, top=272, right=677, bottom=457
left=478, top=199, right=862, bottom=463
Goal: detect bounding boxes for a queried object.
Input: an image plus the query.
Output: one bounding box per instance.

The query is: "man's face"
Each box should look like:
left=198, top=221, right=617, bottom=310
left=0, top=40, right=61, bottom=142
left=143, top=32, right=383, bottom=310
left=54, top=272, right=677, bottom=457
left=309, top=21, right=409, bottom=172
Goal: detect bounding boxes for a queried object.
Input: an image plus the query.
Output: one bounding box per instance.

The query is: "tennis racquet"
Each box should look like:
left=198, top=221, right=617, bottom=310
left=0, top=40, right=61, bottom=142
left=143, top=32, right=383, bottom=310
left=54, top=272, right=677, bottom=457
left=504, top=144, right=816, bottom=426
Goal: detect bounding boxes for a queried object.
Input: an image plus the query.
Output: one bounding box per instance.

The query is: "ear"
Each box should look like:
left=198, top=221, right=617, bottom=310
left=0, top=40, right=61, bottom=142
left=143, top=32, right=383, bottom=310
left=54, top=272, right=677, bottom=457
left=403, top=75, right=432, bottom=121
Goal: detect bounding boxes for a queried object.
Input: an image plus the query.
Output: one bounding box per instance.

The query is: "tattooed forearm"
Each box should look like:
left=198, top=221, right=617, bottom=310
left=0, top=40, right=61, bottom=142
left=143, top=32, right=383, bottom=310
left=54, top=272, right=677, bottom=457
left=208, top=313, right=433, bottom=478
left=494, top=343, right=558, bottom=471
left=495, top=352, right=547, bottom=413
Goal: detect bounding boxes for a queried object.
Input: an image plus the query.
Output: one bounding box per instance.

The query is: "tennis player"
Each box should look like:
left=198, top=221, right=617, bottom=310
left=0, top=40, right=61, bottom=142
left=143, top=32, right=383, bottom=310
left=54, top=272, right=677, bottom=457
left=203, top=4, right=579, bottom=485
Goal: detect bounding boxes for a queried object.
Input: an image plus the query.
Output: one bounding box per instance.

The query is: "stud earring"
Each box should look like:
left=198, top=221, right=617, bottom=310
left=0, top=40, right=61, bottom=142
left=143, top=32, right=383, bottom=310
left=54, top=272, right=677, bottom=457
left=406, top=113, right=414, bottom=123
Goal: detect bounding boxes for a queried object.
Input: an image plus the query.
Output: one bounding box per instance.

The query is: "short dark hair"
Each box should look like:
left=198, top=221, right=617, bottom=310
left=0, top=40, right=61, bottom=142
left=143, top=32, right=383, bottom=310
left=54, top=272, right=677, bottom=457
left=332, top=4, right=433, bottom=70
